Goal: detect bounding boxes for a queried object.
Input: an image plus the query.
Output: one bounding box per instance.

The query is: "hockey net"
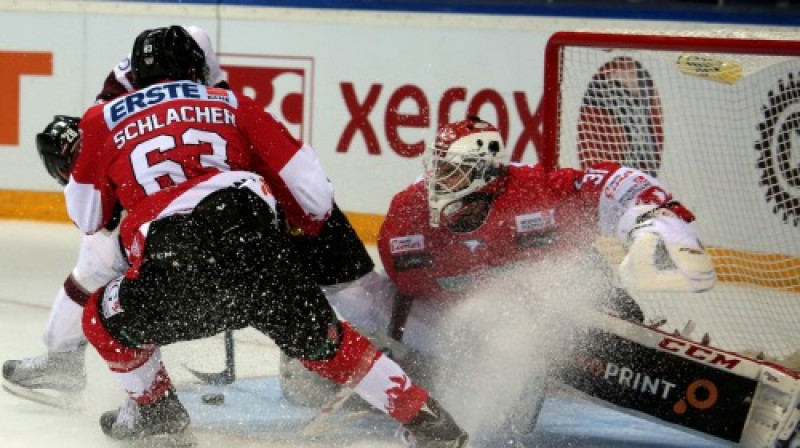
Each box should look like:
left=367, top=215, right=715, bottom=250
left=538, top=31, right=800, bottom=364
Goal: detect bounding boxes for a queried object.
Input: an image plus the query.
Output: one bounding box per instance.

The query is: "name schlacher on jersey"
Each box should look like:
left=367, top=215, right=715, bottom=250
left=111, top=105, right=236, bottom=149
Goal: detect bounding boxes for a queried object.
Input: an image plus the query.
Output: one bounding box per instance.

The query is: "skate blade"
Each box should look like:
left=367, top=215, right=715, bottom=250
left=2, top=381, right=81, bottom=410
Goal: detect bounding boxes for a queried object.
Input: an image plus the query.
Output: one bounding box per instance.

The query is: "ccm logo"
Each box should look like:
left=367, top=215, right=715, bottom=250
left=658, top=337, right=741, bottom=370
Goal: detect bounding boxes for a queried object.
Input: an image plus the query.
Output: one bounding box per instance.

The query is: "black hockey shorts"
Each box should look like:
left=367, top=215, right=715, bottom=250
left=102, top=187, right=341, bottom=361
left=285, top=202, right=374, bottom=286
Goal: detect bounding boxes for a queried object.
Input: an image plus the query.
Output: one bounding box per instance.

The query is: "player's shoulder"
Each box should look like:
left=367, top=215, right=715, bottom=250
left=504, top=163, right=586, bottom=194
left=583, top=161, right=624, bottom=175
left=503, top=163, right=550, bottom=188
left=227, top=90, right=278, bottom=121
left=507, top=162, right=545, bottom=177
left=384, top=179, right=428, bottom=226
left=391, top=178, right=426, bottom=206
left=80, top=102, right=107, bottom=127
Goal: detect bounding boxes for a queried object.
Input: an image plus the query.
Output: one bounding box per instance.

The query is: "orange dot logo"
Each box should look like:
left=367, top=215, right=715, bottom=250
left=673, top=379, right=718, bottom=414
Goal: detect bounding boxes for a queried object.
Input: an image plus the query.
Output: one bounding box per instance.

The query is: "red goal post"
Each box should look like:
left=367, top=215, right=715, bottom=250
left=537, top=31, right=800, bottom=362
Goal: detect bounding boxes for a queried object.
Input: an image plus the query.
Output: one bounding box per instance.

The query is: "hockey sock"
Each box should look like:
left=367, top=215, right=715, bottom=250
left=43, top=281, right=89, bottom=352
left=63, top=273, right=91, bottom=306
left=82, top=288, right=173, bottom=404
left=300, top=321, right=429, bottom=423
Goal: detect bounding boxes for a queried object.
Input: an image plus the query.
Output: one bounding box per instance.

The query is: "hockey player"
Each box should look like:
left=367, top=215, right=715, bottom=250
left=375, top=116, right=714, bottom=329
left=310, top=116, right=713, bottom=368
left=3, top=25, right=374, bottom=407
left=66, top=26, right=467, bottom=447
left=373, top=116, right=716, bottom=431
left=1, top=115, right=126, bottom=404
left=370, top=117, right=800, bottom=448
left=2, top=26, right=223, bottom=404
left=279, top=116, right=714, bottom=429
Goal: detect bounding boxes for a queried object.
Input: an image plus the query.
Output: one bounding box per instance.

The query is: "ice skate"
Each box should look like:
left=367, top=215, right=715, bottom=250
left=100, top=390, right=193, bottom=445
left=2, top=343, right=86, bottom=409
left=399, top=397, right=470, bottom=448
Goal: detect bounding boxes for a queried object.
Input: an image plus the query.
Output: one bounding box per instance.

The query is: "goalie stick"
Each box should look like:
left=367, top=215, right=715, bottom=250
left=300, top=378, right=360, bottom=437
left=299, top=345, right=382, bottom=437
left=185, top=330, right=235, bottom=385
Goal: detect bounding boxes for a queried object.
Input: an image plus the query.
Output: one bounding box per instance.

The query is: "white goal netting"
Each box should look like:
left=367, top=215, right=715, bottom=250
left=541, top=31, right=800, bottom=360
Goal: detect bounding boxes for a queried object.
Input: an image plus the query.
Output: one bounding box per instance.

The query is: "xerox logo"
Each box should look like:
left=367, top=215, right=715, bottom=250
left=335, top=83, right=540, bottom=161
left=217, top=53, right=542, bottom=162
left=219, top=55, right=314, bottom=143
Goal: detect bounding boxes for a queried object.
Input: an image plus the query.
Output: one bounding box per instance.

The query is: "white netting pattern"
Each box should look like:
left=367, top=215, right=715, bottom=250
left=551, top=31, right=800, bottom=358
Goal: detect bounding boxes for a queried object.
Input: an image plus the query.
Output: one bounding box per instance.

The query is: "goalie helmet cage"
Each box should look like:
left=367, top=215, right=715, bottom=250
left=538, top=31, right=800, bottom=362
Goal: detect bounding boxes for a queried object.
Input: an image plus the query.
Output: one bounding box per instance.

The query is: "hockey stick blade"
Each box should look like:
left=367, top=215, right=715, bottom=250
left=184, top=365, right=234, bottom=385
left=185, top=330, right=235, bottom=385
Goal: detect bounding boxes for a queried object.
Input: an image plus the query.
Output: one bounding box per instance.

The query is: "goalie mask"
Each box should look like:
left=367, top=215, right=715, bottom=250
left=424, top=116, right=509, bottom=228
left=131, top=25, right=209, bottom=89
left=35, top=115, right=81, bottom=186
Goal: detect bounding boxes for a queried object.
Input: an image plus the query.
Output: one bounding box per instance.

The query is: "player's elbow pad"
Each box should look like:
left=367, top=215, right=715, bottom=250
left=64, top=180, right=105, bottom=234
left=618, top=213, right=716, bottom=293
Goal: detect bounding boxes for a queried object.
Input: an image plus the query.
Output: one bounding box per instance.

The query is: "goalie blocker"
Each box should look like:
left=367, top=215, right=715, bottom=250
left=557, top=313, right=800, bottom=448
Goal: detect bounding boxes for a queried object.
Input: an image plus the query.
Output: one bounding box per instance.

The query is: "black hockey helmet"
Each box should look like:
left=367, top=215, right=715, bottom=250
left=35, top=115, right=81, bottom=185
left=130, top=25, right=208, bottom=89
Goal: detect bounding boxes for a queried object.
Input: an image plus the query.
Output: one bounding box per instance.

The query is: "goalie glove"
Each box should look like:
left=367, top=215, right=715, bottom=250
left=617, top=205, right=716, bottom=292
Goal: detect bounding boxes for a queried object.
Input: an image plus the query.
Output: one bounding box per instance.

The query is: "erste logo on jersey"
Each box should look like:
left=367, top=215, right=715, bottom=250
left=390, top=235, right=424, bottom=254
left=220, top=54, right=314, bottom=143
left=104, top=81, right=236, bottom=129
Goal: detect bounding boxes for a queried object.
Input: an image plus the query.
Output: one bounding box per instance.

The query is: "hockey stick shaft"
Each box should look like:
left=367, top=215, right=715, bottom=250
left=224, top=329, right=235, bottom=375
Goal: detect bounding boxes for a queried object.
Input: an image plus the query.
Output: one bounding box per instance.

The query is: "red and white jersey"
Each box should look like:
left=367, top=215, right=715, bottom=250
left=66, top=80, right=333, bottom=266
left=377, top=162, right=687, bottom=301
left=95, top=56, right=136, bottom=103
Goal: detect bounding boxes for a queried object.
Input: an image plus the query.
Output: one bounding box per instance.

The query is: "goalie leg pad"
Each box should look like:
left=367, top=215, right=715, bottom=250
left=563, top=312, right=800, bottom=448
left=740, top=365, right=800, bottom=448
